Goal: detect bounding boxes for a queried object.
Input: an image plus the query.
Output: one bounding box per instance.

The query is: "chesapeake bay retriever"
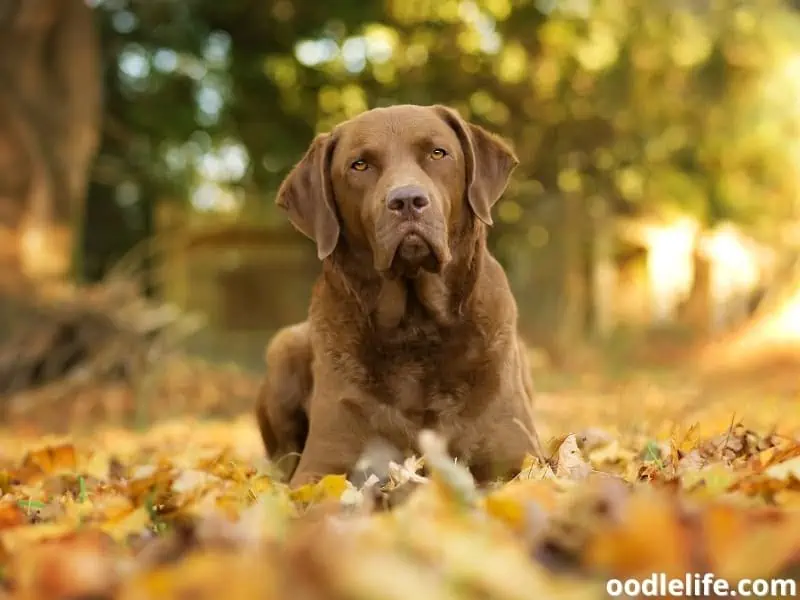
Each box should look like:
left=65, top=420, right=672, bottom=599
left=256, top=104, right=544, bottom=487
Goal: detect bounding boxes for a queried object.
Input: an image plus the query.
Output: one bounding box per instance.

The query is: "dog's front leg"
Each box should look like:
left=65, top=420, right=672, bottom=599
left=467, top=395, right=545, bottom=485
left=289, top=397, right=370, bottom=488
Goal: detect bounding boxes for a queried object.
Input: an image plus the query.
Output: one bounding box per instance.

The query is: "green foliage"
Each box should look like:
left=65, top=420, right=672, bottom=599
left=94, top=0, right=800, bottom=235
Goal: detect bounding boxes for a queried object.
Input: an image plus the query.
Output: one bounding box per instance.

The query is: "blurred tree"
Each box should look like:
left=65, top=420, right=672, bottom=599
left=0, top=0, right=101, bottom=280
left=87, top=0, right=800, bottom=348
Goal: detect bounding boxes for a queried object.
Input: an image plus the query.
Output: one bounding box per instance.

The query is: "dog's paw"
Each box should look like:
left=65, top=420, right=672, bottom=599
left=347, top=437, right=403, bottom=489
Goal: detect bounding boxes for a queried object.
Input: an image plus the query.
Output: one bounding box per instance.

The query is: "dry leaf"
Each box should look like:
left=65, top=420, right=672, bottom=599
left=556, top=435, right=592, bottom=480
left=483, top=479, right=559, bottom=535
left=583, top=490, right=691, bottom=579
left=765, top=455, right=800, bottom=482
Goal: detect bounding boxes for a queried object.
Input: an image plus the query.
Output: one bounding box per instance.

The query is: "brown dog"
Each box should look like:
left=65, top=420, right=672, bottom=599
left=256, top=104, right=544, bottom=487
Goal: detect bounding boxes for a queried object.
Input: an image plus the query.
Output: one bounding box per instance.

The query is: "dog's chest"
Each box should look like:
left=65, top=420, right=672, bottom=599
left=359, top=318, right=493, bottom=422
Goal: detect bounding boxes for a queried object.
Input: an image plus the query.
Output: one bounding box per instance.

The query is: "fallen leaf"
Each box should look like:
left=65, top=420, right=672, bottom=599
left=12, top=530, right=119, bottom=600
left=290, top=474, right=349, bottom=505
left=0, top=501, right=26, bottom=530
left=577, top=428, right=615, bottom=452
left=583, top=490, right=691, bottom=579
left=704, top=506, right=800, bottom=581
left=18, top=443, right=78, bottom=480
left=556, top=435, right=592, bottom=480
left=765, top=455, right=800, bottom=482
left=100, top=506, right=152, bottom=542
left=483, top=479, right=559, bottom=534
left=681, top=464, right=739, bottom=497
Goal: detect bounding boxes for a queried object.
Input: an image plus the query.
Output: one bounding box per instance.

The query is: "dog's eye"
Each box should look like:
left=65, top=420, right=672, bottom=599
left=351, top=159, right=368, bottom=172
left=430, top=148, right=447, bottom=160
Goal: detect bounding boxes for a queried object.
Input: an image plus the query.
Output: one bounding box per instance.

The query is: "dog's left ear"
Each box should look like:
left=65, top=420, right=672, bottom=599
left=433, top=105, right=519, bottom=226
left=276, top=133, right=340, bottom=260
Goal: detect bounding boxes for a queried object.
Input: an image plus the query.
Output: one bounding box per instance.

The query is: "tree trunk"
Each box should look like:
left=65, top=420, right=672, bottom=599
left=557, top=192, right=588, bottom=353
left=590, top=197, right=616, bottom=339
left=0, top=0, right=102, bottom=282
left=680, top=240, right=712, bottom=337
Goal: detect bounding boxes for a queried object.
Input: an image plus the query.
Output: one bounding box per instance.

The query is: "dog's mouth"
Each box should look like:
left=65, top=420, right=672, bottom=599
left=392, top=232, right=435, bottom=271
left=374, top=224, right=449, bottom=279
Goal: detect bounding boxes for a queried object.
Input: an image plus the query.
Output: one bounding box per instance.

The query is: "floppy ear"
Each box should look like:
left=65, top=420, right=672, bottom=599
left=433, top=105, right=519, bottom=226
left=276, top=133, right=340, bottom=260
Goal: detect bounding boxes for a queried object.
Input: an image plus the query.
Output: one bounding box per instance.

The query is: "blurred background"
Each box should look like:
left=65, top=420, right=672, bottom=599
left=1, top=0, right=800, bottom=431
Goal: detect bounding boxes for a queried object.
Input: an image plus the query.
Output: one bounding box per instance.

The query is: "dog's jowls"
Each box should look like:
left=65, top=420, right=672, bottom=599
left=256, top=104, right=544, bottom=487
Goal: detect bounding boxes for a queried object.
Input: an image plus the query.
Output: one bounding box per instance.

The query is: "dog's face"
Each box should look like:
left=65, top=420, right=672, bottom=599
left=276, top=105, right=518, bottom=278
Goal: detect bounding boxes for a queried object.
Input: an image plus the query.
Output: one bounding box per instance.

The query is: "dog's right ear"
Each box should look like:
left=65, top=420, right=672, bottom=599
left=432, top=105, right=518, bottom=227
left=276, top=133, right=340, bottom=260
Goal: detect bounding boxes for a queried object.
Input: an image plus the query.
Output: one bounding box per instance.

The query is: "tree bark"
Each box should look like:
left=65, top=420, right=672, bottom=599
left=680, top=239, right=712, bottom=337
left=557, top=192, right=588, bottom=353
left=590, top=197, right=616, bottom=339
left=0, top=0, right=102, bottom=281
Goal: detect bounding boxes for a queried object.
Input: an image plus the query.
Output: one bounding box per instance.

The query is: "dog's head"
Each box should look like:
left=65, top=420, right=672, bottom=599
left=276, top=104, right=518, bottom=278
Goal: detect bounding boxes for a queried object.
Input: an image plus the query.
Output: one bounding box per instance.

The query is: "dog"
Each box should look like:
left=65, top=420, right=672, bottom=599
left=256, top=104, right=544, bottom=487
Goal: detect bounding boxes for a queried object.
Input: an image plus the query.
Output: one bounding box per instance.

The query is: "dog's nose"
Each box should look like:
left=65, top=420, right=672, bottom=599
left=386, top=185, right=430, bottom=217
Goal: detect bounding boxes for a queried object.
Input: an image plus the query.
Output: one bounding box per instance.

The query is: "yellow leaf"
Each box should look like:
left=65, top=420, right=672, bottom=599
left=517, top=453, right=556, bottom=481
left=0, top=501, right=26, bottom=530
left=765, top=456, right=800, bottom=482
left=61, top=495, right=95, bottom=523
left=121, top=551, right=277, bottom=600
left=93, top=493, right=136, bottom=522
left=82, top=451, right=112, bottom=481
left=172, top=468, right=218, bottom=495
left=20, top=444, right=78, bottom=477
left=672, top=423, right=701, bottom=456
left=100, top=506, right=151, bottom=543
left=588, top=439, right=637, bottom=467
left=584, top=491, right=691, bottom=580
left=126, top=466, right=175, bottom=505
left=556, top=434, right=591, bottom=480
left=289, top=474, right=348, bottom=504
left=754, top=446, right=777, bottom=469
left=681, top=464, right=739, bottom=498
left=706, top=507, right=800, bottom=581
left=483, top=479, right=558, bottom=532
left=519, top=453, right=539, bottom=474
left=0, top=522, right=76, bottom=554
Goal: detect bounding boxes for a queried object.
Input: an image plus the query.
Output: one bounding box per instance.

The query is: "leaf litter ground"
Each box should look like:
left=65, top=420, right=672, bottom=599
left=0, top=364, right=798, bottom=600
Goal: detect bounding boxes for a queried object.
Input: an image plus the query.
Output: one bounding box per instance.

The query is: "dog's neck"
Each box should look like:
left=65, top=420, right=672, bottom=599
left=323, top=218, right=486, bottom=330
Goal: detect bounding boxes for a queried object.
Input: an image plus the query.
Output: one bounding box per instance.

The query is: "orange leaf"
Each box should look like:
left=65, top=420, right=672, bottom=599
left=703, top=505, right=800, bottom=581
left=0, top=502, right=26, bottom=530
left=20, top=444, right=78, bottom=476
left=12, top=530, right=118, bottom=600
left=483, top=479, right=559, bottom=533
left=584, top=490, right=692, bottom=579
